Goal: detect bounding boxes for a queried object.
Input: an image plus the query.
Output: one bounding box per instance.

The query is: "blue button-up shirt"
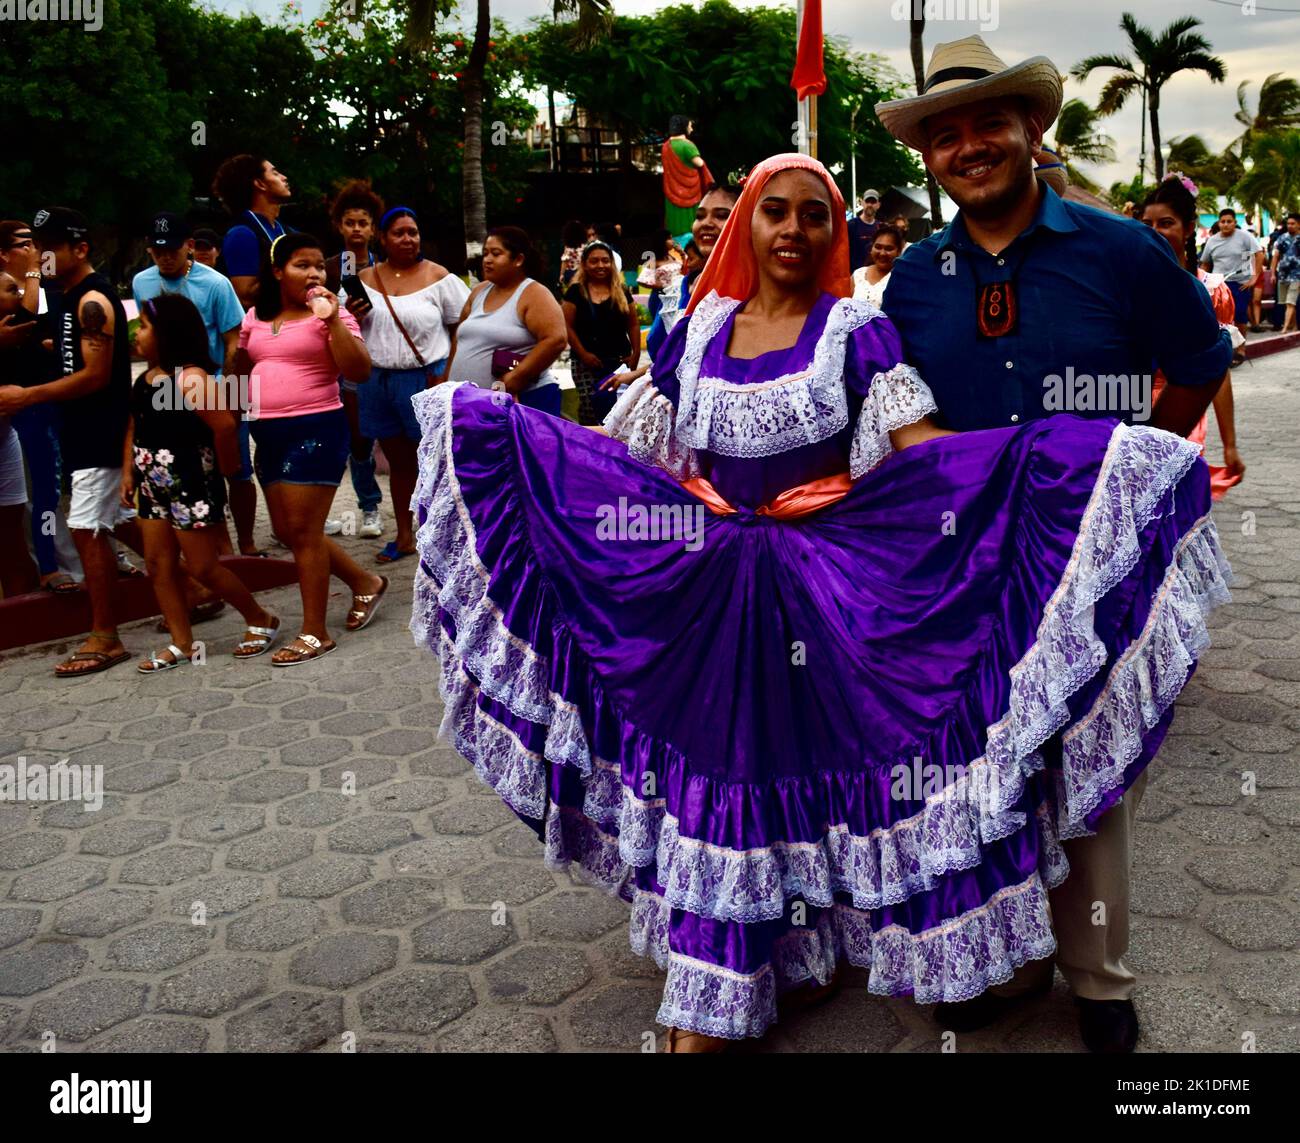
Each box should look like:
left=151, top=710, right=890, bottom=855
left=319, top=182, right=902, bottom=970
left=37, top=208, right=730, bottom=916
left=882, top=185, right=1232, bottom=431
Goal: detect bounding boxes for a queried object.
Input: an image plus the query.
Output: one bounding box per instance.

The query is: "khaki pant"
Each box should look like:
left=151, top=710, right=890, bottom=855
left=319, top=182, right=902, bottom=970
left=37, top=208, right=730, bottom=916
left=993, top=769, right=1150, bottom=1002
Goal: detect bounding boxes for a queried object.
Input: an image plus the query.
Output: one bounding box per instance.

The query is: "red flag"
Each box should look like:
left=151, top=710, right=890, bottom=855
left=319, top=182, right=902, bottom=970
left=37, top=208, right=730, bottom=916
left=790, top=0, right=826, bottom=100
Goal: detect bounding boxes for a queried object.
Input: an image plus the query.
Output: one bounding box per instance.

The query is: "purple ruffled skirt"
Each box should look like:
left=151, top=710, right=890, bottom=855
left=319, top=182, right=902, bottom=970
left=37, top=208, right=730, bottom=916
left=410, top=382, right=1230, bottom=1039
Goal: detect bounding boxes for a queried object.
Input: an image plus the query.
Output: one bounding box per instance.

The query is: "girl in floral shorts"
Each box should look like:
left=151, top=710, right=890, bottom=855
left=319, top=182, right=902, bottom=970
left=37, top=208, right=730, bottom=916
left=122, top=295, right=279, bottom=671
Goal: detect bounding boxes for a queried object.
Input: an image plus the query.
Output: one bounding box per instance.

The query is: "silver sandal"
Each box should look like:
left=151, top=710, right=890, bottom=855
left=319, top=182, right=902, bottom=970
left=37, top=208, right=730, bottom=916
left=138, top=645, right=191, bottom=674
left=271, top=633, right=337, bottom=668
left=233, top=619, right=282, bottom=659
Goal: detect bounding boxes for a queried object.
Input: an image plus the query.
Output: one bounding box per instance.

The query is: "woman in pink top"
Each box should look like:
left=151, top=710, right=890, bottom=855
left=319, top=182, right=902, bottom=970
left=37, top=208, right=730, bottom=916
left=234, top=233, right=387, bottom=665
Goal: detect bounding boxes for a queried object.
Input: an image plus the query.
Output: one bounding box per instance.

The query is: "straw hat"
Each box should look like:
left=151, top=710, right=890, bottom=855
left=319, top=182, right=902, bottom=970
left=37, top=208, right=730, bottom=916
left=1034, top=146, right=1069, bottom=196
left=875, top=35, right=1062, bottom=153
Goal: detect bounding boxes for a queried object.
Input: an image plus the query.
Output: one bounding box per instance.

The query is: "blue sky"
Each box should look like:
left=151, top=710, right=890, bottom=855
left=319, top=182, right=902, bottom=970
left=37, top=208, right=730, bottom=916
left=213, top=0, right=1300, bottom=188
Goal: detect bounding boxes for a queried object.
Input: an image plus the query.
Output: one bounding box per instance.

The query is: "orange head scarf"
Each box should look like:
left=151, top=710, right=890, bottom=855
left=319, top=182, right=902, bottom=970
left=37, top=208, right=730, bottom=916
left=685, top=152, right=852, bottom=314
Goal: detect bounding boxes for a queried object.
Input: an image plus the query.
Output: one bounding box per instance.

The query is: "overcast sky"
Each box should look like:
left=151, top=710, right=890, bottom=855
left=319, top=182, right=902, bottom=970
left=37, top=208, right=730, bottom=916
left=219, top=0, right=1300, bottom=188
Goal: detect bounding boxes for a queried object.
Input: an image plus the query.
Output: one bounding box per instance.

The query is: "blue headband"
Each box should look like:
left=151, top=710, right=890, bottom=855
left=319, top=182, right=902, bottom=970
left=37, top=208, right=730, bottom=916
left=380, top=206, right=417, bottom=231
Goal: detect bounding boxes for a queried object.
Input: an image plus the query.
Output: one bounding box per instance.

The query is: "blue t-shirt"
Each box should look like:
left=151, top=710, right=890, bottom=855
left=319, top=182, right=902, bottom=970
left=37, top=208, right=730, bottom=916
left=1273, top=232, right=1300, bottom=283
left=882, top=184, right=1232, bottom=431
left=221, top=211, right=290, bottom=278
left=132, top=261, right=246, bottom=373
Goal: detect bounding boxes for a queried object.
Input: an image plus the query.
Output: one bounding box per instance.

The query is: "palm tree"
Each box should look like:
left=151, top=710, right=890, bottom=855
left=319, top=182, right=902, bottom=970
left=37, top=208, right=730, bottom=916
left=1164, top=134, right=1243, bottom=200
left=1234, top=73, right=1300, bottom=155
left=1051, top=98, right=1115, bottom=191
left=1236, top=131, right=1300, bottom=219
left=1072, top=14, right=1226, bottom=181
left=908, top=11, right=943, bottom=224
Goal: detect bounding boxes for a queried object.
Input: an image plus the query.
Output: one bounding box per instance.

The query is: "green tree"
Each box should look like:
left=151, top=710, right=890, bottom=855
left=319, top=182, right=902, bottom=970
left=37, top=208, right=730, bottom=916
left=1234, top=74, right=1300, bottom=156
left=1236, top=131, right=1300, bottom=219
left=1164, top=135, right=1242, bottom=201
left=1051, top=98, right=1116, bottom=192
left=527, top=1, right=919, bottom=194
left=1072, top=14, right=1226, bottom=181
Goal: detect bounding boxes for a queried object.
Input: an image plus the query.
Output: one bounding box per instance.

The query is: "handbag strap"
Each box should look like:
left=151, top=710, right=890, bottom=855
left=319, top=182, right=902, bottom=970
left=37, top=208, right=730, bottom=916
left=373, top=265, right=429, bottom=370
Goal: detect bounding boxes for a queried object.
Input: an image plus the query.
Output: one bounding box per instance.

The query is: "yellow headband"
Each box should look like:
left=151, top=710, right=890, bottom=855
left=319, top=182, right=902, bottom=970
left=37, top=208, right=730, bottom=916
left=269, top=233, right=286, bottom=263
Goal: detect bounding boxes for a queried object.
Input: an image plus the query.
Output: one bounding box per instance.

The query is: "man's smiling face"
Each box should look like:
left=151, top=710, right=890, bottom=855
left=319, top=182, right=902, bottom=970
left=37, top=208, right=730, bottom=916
left=921, top=96, right=1040, bottom=219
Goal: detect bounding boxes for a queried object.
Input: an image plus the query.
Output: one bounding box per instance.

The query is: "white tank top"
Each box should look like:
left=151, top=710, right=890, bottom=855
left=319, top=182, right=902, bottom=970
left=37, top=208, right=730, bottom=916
left=452, top=278, right=557, bottom=390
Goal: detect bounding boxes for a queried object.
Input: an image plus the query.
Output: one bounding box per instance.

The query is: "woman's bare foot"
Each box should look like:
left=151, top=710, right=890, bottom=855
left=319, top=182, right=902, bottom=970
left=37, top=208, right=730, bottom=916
left=664, top=1027, right=729, bottom=1053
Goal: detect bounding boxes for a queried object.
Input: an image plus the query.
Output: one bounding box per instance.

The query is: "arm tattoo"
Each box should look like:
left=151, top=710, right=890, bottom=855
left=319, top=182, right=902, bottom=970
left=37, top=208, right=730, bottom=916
left=81, top=300, right=112, bottom=349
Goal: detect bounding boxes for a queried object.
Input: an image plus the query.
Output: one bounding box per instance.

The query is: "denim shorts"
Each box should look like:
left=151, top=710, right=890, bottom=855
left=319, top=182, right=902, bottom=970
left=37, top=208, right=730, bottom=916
left=359, top=361, right=446, bottom=441
left=232, top=419, right=254, bottom=482
left=250, top=407, right=350, bottom=488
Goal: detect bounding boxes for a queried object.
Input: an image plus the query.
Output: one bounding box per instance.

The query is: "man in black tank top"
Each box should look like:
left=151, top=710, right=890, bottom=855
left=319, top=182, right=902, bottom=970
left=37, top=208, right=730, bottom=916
left=0, top=207, right=142, bottom=676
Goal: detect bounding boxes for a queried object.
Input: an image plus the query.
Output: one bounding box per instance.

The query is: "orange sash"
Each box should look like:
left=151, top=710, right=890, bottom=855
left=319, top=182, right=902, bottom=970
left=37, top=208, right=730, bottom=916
left=680, top=472, right=853, bottom=519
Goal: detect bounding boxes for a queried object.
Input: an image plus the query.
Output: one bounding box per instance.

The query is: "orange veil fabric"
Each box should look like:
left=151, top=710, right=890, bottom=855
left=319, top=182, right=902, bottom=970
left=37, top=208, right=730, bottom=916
left=685, top=152, right=853, bottom=314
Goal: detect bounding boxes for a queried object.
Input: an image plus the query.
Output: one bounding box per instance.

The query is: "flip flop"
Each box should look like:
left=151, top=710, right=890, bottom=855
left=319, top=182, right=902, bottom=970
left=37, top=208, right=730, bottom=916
left=376, top=542, right=416, bottom=564
left=43, top=574, right=82, bottom=595
left=117, top=562, right=147, bottom=579
left=55, top=648, right=132, bottom=678
left=233, top=618, right=282, bottom=659
left=346, top=576, right=388, bottom=632
left=137, top=645, right=191, bottom=674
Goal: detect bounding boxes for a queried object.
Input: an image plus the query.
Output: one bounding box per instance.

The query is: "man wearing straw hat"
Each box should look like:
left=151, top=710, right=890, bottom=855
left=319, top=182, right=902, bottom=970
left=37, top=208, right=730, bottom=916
left=876, top=36, right=1233, bottom=1054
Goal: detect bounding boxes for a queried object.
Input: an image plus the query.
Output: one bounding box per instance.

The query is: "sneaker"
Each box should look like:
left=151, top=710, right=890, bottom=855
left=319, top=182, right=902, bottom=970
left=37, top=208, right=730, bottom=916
left=324, top=518, right=343, bottom=536
left=360, top=509, right=383, bottom=538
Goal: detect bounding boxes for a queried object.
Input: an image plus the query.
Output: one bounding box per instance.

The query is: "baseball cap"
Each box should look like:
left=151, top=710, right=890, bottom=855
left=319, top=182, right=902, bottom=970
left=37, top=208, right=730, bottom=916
left=861, top=189, right=881, bottom=201
left=191, top=227, right=220, bottom=249
left=149, top=212, right=192, bottom=248
left=31, top=206, right=91, bottom=244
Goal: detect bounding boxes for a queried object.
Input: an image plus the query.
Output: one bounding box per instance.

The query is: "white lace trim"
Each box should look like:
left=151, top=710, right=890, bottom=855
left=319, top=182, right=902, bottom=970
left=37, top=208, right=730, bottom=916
left=675, top=291, right=883, bottom=459
left=848, top=362, right=939, bottom=477
left=411, top=383, right=1227, bottom=926
left=601, top=374, right=699, bottom=480
left=632, top=874, right=1058, bottom=1039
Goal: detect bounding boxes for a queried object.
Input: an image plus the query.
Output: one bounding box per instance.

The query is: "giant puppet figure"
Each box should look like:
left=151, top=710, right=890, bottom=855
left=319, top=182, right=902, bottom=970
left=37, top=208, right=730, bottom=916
left=661, top=116, right=713, bottom=236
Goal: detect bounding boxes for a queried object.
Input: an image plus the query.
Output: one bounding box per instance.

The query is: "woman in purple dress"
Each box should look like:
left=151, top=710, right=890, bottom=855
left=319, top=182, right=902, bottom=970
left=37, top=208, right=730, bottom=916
left=410, top=154, right=1229, bottom=1051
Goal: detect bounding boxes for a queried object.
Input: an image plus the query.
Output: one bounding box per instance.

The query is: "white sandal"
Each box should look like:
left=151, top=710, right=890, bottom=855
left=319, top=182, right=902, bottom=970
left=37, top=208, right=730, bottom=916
left=271, top=632, right=337, bottom=668
left=233, top=618, right=282, bottom=659
left=137, top=645, right=191, bottom=674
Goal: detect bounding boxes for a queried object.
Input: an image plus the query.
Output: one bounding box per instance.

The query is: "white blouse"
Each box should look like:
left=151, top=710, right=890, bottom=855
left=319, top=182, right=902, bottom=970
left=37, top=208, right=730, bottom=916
left=353, top=273, right=471, bottom=370
left=851, top=267, right=891, bottom=309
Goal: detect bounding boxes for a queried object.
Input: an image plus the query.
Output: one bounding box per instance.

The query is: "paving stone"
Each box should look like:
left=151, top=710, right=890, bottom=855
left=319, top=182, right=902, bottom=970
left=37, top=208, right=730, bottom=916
left=289, top=932, right=398, bottom=988
left=1257, top=659, right=1300, bottom=681
left=54, top=890, right=156, bottom=937
left=41, top=795, right=128, bottom=829
left=0, top=943, right=88, bottom=996
left=319, top=711, right=390, bottom=737
left=120, top=844, right=213, bottom=885
left=140, top=782, right=216, bottom=817
left=103, top=761, right=181, bottom=793
left=413, top=910, right=516, bottom=964
left=80, top=819, right=171, bottom=857
left=1203, top=900, right=1300, bottom=951
left=91, top=1017, right=210, bottom=1052
left=277, top=790, right=351, bottom=827
left=1220, top=723, right=1298, bottom=754
left=25, top=979, right=148, bottom=1042
left=595, top=929, right=673, bottom=981
left=280, top=697, right=346, bottom=722
left=108, top=922, right=213, bottom=971
left=0, top=831, right=66, bottom=868
left=390, top=837, right=485, bottom=878
left=1130, top=869, right=1202, bottom=918
left=409, top=747, right=466, bottom=778
left=1134, top=790, right=1181, bottom=823
left=1134, top=983, right=1243, bottom=1052
left=430, top=797, right=516, bottom=835
left=225, top=991, right=345, bottom=1052
left=359, top=969, right=474, bottom=1034
left=1173, top=806, right=1264, bottom=845
left=189, top=749, right=267, bottom=781
left=277, top=854, right=372, bottom=898
left=38, top=723, right=111, bottom=751
left=280, top=736, right=354, bottom=767
left=1258, top=791, right=1300, bottom=828
left=6, top=703, right=79, bottom=731
left=8, top=859, right=107, bottom=901
left=228, top=770, right=308, bottom=803
left=356, top=685, right=424, bottom=712
left=179, top=805, right=266, bottom=844
left=1188, top=851, right=1289, bottom=895
left=168, top=691, right=234, bottom=715
left=239, top=722, right=312, bottom=749
left=1165, top=707, right=1223, bottom=736
left=366, top=779, right=449, bottom=812
left=1216, top=957, right=1300, bottom=1019
left=364, top=728, right=435, bottom=756
left=341, top=878, right=443, bottom=927
left=1128, top=918, right=1214, bottom=973
left=155, top=958, right=269, bottom=1017
left=152, top=732, right=230, bottom=761
left=398, top=703, right=444, bottom=729
left=226, top=831, right=315, bottom=872
left=327, top=814, right=415, bottom=854
left=170, top=875, right=267, bottom=918
left=566, top=982, right=664, bottom=1050
left=493, top=824, right=544, bottom=859
left=227, top=902, right=327, bottom=952
left=529, top=891, right=628, bottom=942
left=460, top=861, right=556, bottom=906
left=199, top=707, right=271, bottom=732
left=437, top=1010, right=557, bottom=1053
left=316, top=671, right=382, bottom=695
left=1237, top=754, right=1300, bottom=788
left=485, top=946, right=592, bottom=1005
left=0, top=907, right=40, bottom=950
left=1200, top=669, right=1266, bottom=694
left=242, top=681, right=311, bottom=706
left=321, top=758, right=398, bottom=789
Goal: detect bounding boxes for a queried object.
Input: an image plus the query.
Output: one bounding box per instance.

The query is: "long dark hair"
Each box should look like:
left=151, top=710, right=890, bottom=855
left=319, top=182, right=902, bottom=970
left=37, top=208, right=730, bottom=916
left=142, top=294, right=216, bottom=376
left=1142, top=178, right=1199, bottom=272
left=486, top=225, right=545, bottom=281
left=254, top=232, right=324, bottom=321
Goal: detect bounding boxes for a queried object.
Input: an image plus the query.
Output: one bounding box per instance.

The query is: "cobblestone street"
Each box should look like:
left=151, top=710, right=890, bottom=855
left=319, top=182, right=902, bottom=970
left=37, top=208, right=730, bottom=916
left=0, top=352, right=1297, bottom=1054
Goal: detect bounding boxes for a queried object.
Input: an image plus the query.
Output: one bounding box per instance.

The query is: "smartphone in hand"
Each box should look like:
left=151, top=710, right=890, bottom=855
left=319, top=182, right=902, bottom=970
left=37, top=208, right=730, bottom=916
left=339, top=275, right=373, bottom=317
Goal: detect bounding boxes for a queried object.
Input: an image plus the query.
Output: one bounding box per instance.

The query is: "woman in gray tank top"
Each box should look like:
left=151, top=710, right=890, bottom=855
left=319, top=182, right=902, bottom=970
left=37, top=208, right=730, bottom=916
left=444, top=227, right=567, bottom=416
